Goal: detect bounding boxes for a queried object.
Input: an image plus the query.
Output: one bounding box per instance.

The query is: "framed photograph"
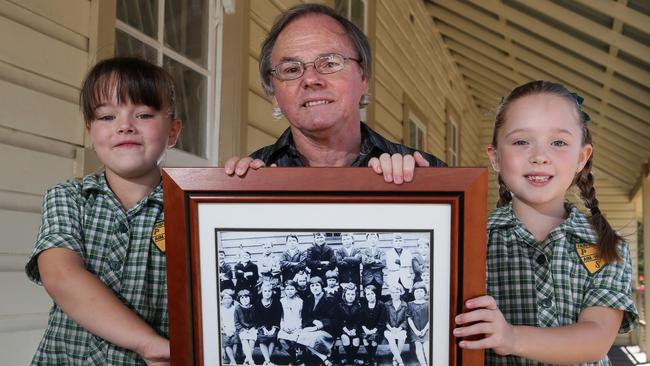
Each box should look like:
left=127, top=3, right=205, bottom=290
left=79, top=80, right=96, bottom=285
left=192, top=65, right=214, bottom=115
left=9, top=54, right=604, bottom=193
left=163, top=167, right=487, bottom=366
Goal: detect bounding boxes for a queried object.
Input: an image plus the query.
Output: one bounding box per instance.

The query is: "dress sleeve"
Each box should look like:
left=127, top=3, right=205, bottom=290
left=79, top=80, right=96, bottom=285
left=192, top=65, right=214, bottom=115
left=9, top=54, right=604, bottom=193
left=582, top=242, right=639, bottom=333
left=25, top=181, right=85, bottom=284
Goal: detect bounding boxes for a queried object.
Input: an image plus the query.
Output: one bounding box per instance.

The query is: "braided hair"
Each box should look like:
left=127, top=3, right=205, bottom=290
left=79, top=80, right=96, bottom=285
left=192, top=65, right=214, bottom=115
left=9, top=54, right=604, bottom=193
left=491, top=80, right=621, bottom=263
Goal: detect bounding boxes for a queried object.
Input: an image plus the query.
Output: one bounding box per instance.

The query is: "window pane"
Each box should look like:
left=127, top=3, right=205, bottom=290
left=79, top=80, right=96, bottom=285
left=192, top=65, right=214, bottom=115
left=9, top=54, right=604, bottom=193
left=117, top=0, right=158, bottom=38
left=418, top=128, right=424, bottom=151
left=115, top=30, right=158, bottom=63
left=164, top=0, right=209, bottom=67
left=164, top=56, right=207, bottom=157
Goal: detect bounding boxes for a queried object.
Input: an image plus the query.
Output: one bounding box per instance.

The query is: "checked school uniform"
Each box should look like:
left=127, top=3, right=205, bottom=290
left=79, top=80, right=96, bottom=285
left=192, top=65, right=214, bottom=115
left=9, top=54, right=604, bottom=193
left=25, top=172, right=168, bottom=365
left=486, top=203, right=638, bottom=366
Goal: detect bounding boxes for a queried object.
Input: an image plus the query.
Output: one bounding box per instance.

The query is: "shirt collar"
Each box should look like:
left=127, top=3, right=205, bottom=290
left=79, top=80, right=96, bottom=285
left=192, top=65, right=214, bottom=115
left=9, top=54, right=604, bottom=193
left=488, top=202, right=597, bottom=244
left=263, top=122, right=391, bottom=167
left=81, top=171, right=163, bottom=206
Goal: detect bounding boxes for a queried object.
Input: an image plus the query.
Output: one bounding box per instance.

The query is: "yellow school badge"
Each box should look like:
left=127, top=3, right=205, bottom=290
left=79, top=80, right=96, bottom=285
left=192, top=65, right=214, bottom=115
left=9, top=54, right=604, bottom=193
left=575, top=243, right=603, bottom=274
left=152, top=221, right=166, bottom=253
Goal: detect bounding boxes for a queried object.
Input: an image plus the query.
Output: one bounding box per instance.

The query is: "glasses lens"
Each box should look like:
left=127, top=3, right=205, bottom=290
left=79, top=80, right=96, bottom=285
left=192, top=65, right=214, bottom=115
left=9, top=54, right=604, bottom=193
left=315, top=54, right=345, bottom=74
left=276, top=61, right=303, bottom=80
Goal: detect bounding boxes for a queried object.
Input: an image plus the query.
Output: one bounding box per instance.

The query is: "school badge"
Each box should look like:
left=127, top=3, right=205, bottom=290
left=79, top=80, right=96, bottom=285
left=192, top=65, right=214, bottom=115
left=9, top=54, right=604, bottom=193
left=575, top=243, right=603, bottom=274
left=152, top=221, right=166, bottom=253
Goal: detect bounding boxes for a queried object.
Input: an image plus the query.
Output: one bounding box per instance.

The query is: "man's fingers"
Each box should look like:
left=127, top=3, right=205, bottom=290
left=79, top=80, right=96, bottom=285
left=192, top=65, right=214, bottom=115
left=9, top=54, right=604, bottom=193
left=234, top=157, right=254, bottom=176
left=403, top=154, right=416, bottom=182
left=379, top=153, right=393, bottom=182
left=414, top=151, right=430, bottom=167
left=249, top=159, right=266, bottom=169
left=224, top=156, right=241, bottom=175
left=368, top=157, right=383, bottom=174
left=390, top=153, right=404, bottom=184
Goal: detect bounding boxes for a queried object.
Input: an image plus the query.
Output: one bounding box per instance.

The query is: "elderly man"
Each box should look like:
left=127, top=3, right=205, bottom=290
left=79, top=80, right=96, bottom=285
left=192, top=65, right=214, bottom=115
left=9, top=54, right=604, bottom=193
left=226, top=3, right=444, bottom=181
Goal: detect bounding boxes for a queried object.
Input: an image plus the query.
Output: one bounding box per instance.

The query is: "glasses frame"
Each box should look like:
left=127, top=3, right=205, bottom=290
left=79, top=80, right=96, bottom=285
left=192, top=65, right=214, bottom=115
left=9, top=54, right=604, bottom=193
left=270, top=53, right=360, bottom=81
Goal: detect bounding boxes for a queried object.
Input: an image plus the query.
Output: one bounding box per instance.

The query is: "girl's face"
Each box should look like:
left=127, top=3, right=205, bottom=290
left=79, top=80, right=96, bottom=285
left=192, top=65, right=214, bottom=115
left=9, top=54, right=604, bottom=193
left=221, top=295, right=233, bottom=307
left=89, top=94, right=181, bottom=185
left=239, top=294, right=250, bottom=306
left=390, top=287, right=401, bottom=301
left=310, top=282, right=323, bottom=295
left=297, top=277, right=307, bottom=287
left=262, top=287, right=273, bottom=299
left=327, top=278, right=338, bottom=288
left=344, top=289, right=356, bottom=303
left=413, top=288, right=426, bottom=300
left=285, top=285, right=297, bottom=298
left=364, top=288, right=376, bottom=303
left=487, top=94, right=592, bottom=214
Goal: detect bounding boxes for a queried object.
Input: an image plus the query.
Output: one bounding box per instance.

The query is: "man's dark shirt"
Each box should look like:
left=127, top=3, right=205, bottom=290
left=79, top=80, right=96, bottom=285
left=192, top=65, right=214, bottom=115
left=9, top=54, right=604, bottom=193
left=250, top=122, right=446, bottom=167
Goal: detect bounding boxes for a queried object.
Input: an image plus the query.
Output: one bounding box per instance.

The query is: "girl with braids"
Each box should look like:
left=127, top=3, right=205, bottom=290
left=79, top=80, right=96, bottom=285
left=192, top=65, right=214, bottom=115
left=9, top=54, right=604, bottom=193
left=454, top=80, right=638, bottom=365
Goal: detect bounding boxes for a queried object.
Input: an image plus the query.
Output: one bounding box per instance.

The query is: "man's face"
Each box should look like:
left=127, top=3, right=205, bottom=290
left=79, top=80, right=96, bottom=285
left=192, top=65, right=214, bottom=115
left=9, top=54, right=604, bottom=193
left=367, top=233, right=379, bottom=247
left=342, top=234, right=354, bottom=248
left=270, top=14, right=368, bottom=138
left=314, top=233, right=326, bottom=246
left=392, top=234, right=404, bottom=248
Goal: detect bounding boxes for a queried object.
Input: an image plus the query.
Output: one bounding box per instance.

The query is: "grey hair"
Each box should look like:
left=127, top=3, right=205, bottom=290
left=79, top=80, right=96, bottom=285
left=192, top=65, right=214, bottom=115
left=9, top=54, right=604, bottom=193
left=259, top=3, right=372, bottom=98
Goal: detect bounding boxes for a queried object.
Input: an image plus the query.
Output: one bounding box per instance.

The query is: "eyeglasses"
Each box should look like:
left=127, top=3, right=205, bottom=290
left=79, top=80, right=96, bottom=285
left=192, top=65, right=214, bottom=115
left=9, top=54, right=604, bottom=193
left=271, top=53, right=360, bottom=81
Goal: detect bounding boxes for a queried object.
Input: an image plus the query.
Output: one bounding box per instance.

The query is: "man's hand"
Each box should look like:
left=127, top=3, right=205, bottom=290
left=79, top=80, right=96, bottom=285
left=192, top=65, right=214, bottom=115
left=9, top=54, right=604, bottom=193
left=368, top=152, right=430, bottom=184
left=224, top=156, right=272, bottom=176
left=453, top=295, right=517, bottom=356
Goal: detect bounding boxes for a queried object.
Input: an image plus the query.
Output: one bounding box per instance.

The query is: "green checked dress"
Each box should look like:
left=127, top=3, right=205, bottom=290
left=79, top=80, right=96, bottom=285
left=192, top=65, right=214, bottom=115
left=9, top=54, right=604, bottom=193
left=485, top=203, right=638, bottom=366
left=25, top=173, right=168, bottom=365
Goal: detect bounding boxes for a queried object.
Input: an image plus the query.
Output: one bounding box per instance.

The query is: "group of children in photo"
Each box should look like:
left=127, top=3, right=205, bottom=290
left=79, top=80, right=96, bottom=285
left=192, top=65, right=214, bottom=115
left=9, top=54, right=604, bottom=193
left=24, top=37, right=639, bottom=365
left=218, top=232, right=431, bottom=366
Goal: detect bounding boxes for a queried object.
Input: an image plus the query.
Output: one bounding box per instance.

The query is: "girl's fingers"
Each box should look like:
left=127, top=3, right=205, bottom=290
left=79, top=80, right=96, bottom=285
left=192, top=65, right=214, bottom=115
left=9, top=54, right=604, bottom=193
left=455, top=308, right=496, bottom=325
left=464, top=295, right=497, bottom=310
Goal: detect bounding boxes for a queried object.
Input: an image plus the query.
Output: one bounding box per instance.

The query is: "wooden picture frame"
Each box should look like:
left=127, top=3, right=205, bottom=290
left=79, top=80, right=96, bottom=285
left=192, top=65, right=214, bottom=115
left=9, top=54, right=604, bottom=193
left=163, top=167, right=487, bottom=365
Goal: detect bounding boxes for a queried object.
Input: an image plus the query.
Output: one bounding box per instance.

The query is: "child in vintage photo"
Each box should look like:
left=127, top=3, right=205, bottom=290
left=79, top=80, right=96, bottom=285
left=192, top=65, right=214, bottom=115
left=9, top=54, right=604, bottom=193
left=235, top=289, right=257, bottom=365
left=235, top=250, right=259, bottom=299
left=255, top=282, right=282, bottom=365
left=384, top=284, right=408, bottom=366
left=294, top=270, right=310, bottom=301
left=278, top=280, right=304, bottom=365
left=220, top=289, right=238, bottom=365
left=337, top=283, right=363, bottom=365
left=407, top=282, right=429, bottom=366
left=25, top=57, right=181, bottom=364
left=219, top=250, right=235, bottom=291
left=454, top=81, right=638, bottom=364
left=324, top=270, right=341, bottom=300
left=361, top=285, right=386, bottom=366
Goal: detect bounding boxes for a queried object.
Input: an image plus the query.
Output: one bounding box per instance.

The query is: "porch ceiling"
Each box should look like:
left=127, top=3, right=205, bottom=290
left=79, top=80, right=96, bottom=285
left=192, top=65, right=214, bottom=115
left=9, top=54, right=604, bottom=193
left=426, top=0, right=650, bottom=196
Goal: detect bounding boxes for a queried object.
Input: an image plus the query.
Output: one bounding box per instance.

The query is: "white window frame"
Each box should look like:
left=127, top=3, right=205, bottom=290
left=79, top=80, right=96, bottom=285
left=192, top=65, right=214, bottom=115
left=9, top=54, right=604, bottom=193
left=407, top=112, right=427, bottom=151
left=115, top=0, right=224, bottom=166
left=336, top=0, right=368, bottom=33
left=447, top=114, right=459, bottom=167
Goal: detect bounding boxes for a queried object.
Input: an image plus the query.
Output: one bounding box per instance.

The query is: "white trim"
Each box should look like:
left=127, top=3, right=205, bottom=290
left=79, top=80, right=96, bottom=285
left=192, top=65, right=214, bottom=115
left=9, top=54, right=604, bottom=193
left=408, top=112, right=426, bottom=151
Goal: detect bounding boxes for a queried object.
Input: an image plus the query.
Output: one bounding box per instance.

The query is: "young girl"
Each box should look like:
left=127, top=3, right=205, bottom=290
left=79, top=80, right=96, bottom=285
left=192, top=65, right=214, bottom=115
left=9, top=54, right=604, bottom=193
left=294, top=270, right=310, bottom=301
left=337, top=283, right=362, bottom=365
left=25, top=57, right=181, bottom=364
left=454, top=80, right=638, bottom=365
left=360, top=285, right=386, bottom=366
left=278, top=280, right=303, bottom=365
left=384, top=284, right=408, bottom=366
left=255, top=282, right=282, bottom=366
left=407, top=282, right=429, bottom=366
left=220, top=289, right=238, bottom=365
left=234, top=289, right=257, bottom=365
left=324, top=270, right=341, bottom=301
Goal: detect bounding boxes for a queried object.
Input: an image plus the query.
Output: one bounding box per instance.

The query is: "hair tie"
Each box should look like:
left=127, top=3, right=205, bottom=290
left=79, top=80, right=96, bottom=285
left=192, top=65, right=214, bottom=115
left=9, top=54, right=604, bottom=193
left=590, top=207, right=601, bottom=216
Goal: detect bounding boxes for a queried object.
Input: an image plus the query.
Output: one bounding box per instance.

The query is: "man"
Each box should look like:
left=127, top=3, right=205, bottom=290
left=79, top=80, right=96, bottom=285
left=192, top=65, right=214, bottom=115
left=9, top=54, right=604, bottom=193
left=225, top=3, right=445, bottom=181
left=306, top=232, right=337, bottom=281
left=335, top=233, right=362, bottom=291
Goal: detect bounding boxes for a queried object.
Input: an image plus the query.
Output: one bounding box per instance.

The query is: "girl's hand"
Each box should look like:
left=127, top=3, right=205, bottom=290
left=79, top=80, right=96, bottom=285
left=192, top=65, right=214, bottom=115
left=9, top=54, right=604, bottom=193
left=453, top=295, right=517, bottom=355
left=138, top=335, right=170, bottom=366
